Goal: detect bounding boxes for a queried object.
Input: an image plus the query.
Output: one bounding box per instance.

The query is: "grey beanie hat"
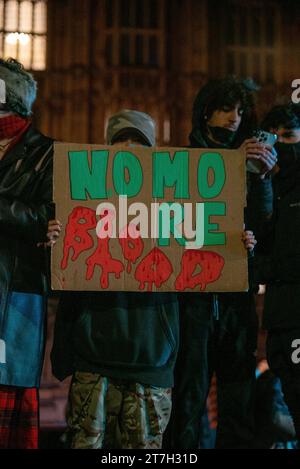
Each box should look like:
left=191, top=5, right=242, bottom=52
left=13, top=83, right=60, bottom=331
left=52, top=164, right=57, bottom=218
left=0, top=58, right=37, bottom=116
left=106, top=109, right=156, bottom=146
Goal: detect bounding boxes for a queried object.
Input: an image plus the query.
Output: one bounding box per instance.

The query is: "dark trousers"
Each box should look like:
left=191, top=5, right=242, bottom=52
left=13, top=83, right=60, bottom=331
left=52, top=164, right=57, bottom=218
left=267, top=329, right=300, bottom=443
left=164, top=292, right=258, bottom=449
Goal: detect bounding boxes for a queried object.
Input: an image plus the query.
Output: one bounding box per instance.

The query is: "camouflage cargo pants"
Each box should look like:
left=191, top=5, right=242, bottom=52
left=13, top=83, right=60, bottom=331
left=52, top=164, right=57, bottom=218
left=65, top=371, right=172, bottom=449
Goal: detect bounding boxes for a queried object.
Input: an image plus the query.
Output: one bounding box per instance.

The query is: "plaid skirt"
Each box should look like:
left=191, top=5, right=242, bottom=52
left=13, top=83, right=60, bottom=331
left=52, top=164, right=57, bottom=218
left=0, top=385, right=39, bottom=449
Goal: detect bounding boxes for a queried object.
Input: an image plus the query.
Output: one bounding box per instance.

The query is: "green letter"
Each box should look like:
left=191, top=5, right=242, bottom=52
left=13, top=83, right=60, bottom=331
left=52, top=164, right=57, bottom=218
left=204, top=202, right=226, bottom=245
left=198, top=152, right=225, bottom=198
left=153, top=151, right=190, bottom=199
left=158, top=203, right=186, bottom=247
left=69, top=150, right=109, bottom=200
left=113, top=151, right=143, bottom=197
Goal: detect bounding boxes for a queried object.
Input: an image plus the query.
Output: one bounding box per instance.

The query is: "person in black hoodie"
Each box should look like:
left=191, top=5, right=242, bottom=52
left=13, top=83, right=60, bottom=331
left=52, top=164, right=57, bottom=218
left=164, top=76, right=277, bottom=449
left=257, top=103, right=300, bottom=445
left=50, top=110, right=179, bottom=449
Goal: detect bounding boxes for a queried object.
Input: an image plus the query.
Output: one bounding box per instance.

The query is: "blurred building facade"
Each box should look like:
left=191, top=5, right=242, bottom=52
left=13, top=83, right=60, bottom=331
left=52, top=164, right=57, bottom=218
left=33, top=0, right=300, bottom=147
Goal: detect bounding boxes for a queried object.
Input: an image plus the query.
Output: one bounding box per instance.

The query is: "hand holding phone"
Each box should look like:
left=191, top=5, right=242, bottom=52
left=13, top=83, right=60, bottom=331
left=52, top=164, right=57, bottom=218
left=245, top=130, right=278, bottom=174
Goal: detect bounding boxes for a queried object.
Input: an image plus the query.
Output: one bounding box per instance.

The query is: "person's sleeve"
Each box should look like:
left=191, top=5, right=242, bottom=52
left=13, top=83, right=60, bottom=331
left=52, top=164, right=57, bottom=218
left=0, top=149, right=53, bottom=243
left=245, top=172, right=274, bottom=242
left=246, top=173, right=276, bottom=285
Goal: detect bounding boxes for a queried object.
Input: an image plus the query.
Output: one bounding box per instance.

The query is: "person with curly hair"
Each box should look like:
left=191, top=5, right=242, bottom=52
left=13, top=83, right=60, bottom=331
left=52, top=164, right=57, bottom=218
left=164, top=77, right=277, bottom=449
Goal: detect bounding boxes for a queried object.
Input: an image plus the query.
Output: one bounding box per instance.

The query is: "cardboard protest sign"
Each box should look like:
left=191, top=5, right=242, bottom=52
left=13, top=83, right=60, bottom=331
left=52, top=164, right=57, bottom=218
left=51, top=143, right=248, bottom=292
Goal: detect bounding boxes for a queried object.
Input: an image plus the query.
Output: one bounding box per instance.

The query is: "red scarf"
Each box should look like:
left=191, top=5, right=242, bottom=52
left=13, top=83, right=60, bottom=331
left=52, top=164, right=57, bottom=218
left=0, top=114, right=30, bottom=141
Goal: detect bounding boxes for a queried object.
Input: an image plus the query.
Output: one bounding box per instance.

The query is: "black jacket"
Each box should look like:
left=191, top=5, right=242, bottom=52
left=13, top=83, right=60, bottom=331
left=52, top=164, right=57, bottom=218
left=0, top=125, right=53, bottom=310
left=260, top=165, right=300, bottom=284
left=51, top=291, right=179, bottom=388
left=180, top=125, right=273, bottom=322
left=189, top=83, right=273, bottom=243
left=260, top=160, right=300, bottom=330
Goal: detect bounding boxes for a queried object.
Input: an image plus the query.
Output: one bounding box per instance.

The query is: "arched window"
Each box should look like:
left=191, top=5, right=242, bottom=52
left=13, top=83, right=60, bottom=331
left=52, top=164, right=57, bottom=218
left=0, top=0, right=47, bottom=70
left=213, top=0, right=280, bottom=83
left=105, top=0, right=162, bottom=68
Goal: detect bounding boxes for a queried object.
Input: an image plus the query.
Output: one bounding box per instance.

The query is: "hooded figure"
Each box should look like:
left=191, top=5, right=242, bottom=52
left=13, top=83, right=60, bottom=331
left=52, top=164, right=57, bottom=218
left=257, top=104, right=300, bottom=446
left=0, top=57, right=37, bottom=116
left=51, top=110, right=179, bottom=450
left=0, top=58, right=53, bottom=449
left=106, top=109, right=156, bottom=146
left=189, top=76, right=257, bottom=149
left=164, top=76, right=275, bottom=450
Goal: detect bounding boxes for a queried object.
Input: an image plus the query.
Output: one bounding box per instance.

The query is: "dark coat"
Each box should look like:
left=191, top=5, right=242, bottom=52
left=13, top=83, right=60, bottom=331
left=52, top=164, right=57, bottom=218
left=261, top=157, right=300, bottom=330
left=0, top=126, right=53, bottom=295
left=0, top=126, right=53, bottom=386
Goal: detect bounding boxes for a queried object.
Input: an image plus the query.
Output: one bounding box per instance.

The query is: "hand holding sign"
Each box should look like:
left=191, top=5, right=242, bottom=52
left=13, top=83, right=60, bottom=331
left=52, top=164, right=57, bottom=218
left=51, top=144, right=248, bottom=292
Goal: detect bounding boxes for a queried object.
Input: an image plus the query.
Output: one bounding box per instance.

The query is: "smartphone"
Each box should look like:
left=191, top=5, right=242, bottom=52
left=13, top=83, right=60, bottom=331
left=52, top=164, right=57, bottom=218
left=246, top=130, right=278, bottom=174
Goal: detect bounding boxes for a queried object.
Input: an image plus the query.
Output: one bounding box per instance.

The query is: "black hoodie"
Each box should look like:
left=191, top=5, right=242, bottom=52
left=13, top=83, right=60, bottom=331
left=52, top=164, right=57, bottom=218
left=51, top=290, right=179, bottom=388
left=261, top=144, right=300, bottom=330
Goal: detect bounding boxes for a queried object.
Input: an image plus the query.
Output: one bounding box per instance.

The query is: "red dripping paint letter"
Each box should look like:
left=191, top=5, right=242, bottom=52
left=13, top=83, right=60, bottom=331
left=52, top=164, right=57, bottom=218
left=86, top=237, right=124, bottom=289
left=119, top=224, right=144, bottom=273
left=175, top=250, right=225, bottom=291
left=61, top=206, right=96, bottom=270
left=86, top=209, right=124, bottom=288
left=135, top=247, right=173, bottom=292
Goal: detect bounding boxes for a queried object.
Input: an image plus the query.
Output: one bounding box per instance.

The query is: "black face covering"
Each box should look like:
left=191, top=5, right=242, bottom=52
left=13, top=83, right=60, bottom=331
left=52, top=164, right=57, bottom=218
left=207, top=125, right=236, bottom=146
left=275, top=141, right=300, bottom=172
